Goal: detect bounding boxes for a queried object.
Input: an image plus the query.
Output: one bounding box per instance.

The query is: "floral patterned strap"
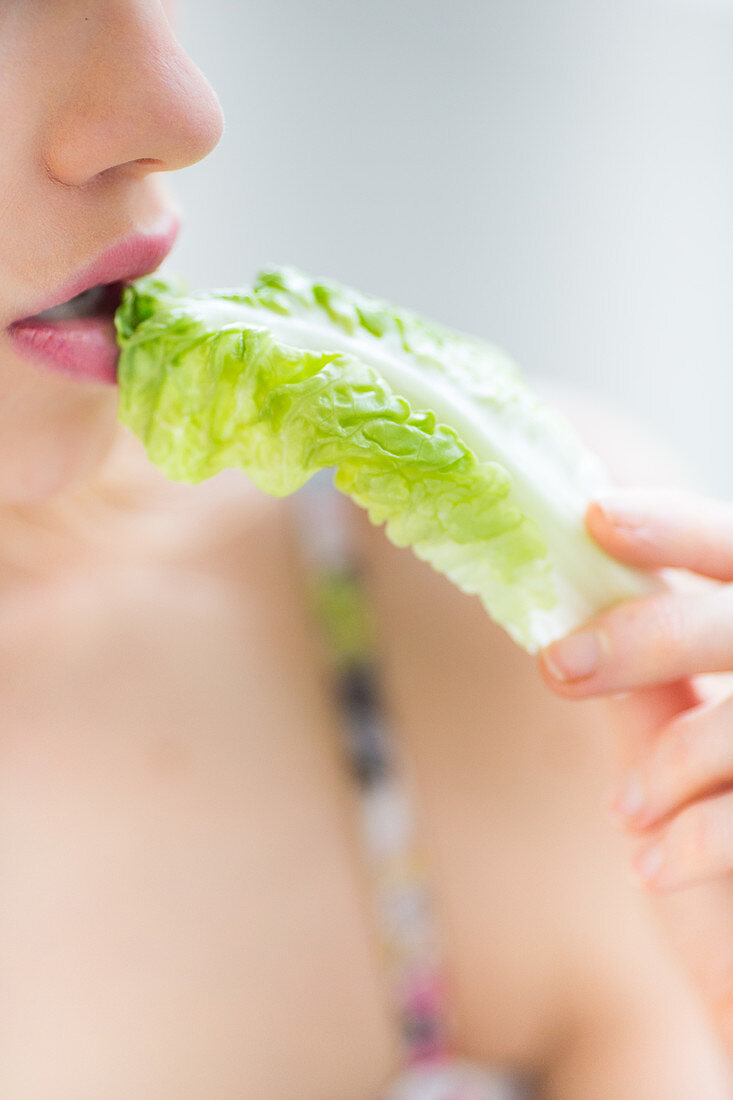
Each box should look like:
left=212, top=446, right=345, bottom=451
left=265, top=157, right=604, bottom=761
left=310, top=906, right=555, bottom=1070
left=291, top=474, right=507, bottom=1099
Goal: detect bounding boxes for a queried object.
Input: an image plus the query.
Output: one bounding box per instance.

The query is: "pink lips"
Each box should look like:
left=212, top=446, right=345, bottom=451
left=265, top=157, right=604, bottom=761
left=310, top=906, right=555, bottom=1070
left=9, top=315, right=123, bottom=385
left=7, top=222, right=180, bottom=385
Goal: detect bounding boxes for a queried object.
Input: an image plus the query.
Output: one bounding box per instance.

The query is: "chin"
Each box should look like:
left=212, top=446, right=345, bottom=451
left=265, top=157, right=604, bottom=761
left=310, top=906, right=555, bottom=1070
left=0, top=350, right=120, bottom=504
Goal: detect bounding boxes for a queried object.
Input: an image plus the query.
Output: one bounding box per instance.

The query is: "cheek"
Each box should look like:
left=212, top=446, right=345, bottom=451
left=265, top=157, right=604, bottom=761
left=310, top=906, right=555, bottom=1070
left=0, top=344, right=120, bottom=503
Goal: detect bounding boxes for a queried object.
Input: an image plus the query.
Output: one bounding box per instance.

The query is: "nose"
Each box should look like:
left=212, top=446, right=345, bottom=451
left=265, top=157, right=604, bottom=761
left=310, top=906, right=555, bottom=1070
left=44, top=2, right=224, bottom=187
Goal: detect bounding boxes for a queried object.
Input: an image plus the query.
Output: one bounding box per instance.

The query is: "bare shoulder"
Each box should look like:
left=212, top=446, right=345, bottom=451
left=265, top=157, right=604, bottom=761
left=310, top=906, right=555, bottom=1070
left=0, top=475, right=398, bottom=1100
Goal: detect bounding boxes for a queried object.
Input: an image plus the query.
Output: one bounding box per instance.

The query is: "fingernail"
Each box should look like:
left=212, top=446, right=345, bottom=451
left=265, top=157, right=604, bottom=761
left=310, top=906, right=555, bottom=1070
left=635, top=841, right=664, bottom=885
left=611, top=772, right=646, bottom=822
left=543, top=629, right=607, bottom=682
left=594, top=492, right=648, bottom=531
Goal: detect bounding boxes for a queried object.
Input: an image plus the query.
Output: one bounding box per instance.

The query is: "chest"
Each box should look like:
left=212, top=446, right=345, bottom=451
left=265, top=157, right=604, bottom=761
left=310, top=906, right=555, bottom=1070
left=0, top=515, right=405, bottom=1097
left=0, top=503, right=590, bottom=1090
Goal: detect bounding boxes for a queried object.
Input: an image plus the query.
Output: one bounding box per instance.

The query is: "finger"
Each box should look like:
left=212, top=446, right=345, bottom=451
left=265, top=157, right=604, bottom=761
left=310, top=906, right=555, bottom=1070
left=634, top=790, right=733, bottom=892
left=607, top=680, right=700, bottom=765
left=586, top=488, right=733, bottom=581
left=539, top=585, right=733, bottom=697
left=611, top=694, right=733, bottom=830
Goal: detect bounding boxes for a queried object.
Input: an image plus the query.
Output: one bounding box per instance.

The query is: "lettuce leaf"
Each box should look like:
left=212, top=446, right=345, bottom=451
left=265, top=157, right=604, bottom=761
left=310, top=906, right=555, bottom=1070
left=115, top=268, right=653, bottom=652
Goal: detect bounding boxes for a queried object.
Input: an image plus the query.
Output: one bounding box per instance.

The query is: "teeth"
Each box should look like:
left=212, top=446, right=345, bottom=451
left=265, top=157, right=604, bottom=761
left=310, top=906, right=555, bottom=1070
left=35, top=284, right=110, bottom=322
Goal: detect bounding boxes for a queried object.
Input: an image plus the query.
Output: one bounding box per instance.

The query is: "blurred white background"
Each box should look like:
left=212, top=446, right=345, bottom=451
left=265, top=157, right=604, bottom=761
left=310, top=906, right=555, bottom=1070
left=172, top=0, right=733, bottom=496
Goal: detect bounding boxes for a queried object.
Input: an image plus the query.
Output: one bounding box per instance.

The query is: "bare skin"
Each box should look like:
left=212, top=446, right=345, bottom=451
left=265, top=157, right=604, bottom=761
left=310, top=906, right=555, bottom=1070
left=1, top=427, right=730, bottom=1098
left=1, top=3, right=731, bottom=1097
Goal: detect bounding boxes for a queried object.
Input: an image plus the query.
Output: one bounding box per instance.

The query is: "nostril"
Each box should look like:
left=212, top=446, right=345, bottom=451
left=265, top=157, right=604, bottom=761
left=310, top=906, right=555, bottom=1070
left=43, top=158, right=74, bottom=190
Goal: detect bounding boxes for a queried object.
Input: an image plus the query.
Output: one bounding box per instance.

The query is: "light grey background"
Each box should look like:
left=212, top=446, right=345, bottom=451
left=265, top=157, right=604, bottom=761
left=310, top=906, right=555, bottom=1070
left=171, top=0, right=733, bottom=496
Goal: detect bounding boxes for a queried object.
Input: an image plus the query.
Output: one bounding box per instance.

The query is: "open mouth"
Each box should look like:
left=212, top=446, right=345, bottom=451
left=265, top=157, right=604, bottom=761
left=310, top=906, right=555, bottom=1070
left=30, top=280, right=126, bottom=324
left=8, top=281, right=128, bottom=385
left=6, top=223, right=180, bottom=385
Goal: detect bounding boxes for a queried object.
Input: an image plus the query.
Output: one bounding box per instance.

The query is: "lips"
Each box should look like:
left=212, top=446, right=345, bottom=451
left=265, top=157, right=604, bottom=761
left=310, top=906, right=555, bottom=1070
left=7, top=223, right=180, bottom=385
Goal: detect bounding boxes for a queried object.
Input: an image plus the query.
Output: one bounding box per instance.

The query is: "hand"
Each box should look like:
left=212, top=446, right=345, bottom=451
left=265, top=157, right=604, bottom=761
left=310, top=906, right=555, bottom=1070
left=541, top=487, right=733, bottom=890
left=539, top=487, right=733, bottom=1052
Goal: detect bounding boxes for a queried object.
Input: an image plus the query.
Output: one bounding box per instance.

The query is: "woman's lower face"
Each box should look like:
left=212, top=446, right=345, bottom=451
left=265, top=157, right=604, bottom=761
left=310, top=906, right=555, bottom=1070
left=0, top=205, right=127, bottom=504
